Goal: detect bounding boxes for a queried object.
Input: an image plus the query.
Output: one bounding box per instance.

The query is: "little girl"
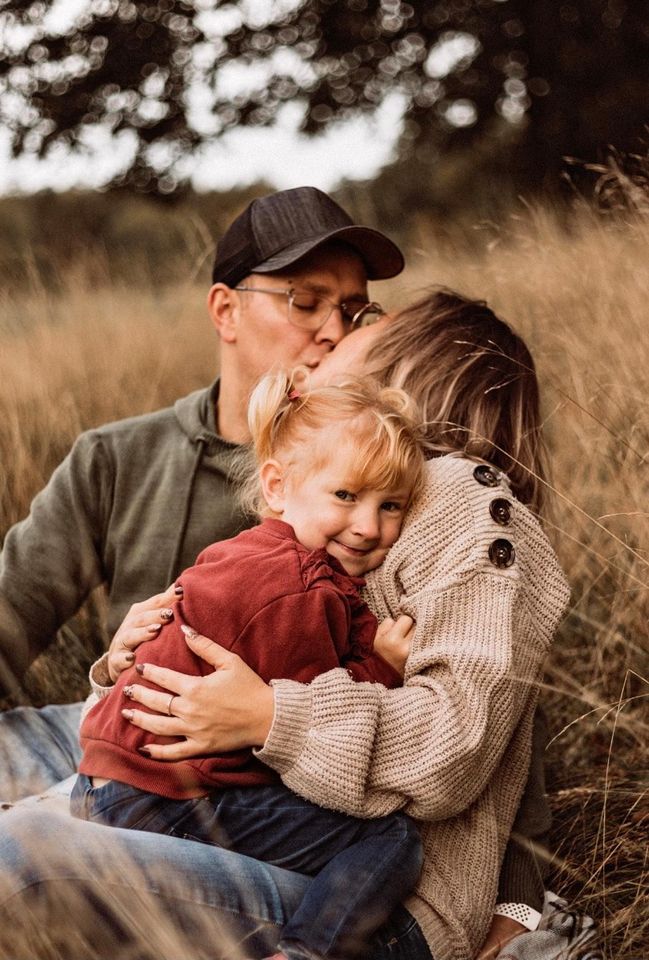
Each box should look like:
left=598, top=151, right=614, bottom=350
left=71, top=372, right=426, bottom=960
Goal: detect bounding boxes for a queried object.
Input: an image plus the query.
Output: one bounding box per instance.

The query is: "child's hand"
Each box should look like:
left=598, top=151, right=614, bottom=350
left=373, top=615, right=415, bottom=677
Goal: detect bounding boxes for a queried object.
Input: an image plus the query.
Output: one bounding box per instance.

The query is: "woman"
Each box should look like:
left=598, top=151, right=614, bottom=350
left=0, top=290, right=568, bottom=960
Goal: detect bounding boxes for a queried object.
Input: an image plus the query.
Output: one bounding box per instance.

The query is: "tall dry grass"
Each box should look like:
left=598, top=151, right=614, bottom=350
left=0, top=197, right=647, bottom=957
left=397, top=204, right=649, bottom=958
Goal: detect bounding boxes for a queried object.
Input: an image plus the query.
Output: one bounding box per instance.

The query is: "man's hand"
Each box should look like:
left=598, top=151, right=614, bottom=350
left=120, top=627, right=275, bottom=758
left=476, top=915, right=528, bottom=959
left=373, top=614, right=414, bottom=676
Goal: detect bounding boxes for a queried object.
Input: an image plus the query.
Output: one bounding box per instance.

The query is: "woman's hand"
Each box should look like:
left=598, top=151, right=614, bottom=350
left=373, top=615, right=414, bottom=676
left=121, top=627, right=275, bottom=759
left=475, top=915, right=528, bottom=959
left=107, top=584, right=182, bottom=682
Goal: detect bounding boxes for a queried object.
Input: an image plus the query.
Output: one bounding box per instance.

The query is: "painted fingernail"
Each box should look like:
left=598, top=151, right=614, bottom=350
left=121, top=709, right=134, bottom=720
left=180, top=624, right=198, bottom=639
left=174, top=585, right=184, bottom=596
left=135, top=664, right=145, bottom=676
left=160, top=608, right=173, bottom=621
left=137, top=746, right=152, bottom=756
left=123, top=685, right=134, bottom=698
left=147, top=623, right=162, bottom=634
left=125, top=653, right=135, bottom=663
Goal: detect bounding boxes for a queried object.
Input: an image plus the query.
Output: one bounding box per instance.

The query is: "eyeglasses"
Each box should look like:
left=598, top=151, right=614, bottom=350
left=235, top=285, right=385, bottom=332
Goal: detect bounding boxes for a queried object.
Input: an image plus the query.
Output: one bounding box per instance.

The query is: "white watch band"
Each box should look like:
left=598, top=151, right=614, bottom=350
left=494, top=902, right=543, bottom=932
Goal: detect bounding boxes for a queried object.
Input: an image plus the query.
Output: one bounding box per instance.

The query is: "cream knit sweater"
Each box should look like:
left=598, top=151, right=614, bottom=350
left=256, top=455, right=571, bottom=960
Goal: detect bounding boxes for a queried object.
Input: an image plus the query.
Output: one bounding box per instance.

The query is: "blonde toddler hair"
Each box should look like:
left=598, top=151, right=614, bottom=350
left=242, top=370, right=425, bottom=519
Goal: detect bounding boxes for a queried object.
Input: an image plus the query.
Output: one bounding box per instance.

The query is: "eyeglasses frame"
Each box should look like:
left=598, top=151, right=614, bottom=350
left=234, top=285, right=384, bottom=331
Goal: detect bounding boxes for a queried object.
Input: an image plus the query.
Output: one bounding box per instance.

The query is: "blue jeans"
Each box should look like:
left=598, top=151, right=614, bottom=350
left=0, top=704, right=432, bottom=959
left=0, top=702, right=82, bottom=801
left=71, top=774, right=423, bottom=960
left=0, top=804, right=433, bottom=960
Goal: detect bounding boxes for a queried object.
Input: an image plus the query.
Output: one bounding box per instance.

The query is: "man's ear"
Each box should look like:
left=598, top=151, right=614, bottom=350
left=207, top=283, right=240, bottom=343
left=259, top=459, right=286, bottom=514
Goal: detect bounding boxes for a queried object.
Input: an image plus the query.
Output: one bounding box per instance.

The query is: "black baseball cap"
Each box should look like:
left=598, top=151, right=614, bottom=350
left=212, top=186, right=404, bottom=287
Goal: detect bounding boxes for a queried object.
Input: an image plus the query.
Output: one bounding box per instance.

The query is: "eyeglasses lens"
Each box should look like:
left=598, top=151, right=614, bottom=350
left=288, top=291, right=382, bottom=330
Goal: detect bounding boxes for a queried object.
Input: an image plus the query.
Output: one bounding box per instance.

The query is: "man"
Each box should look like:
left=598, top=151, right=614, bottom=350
left=0, top=186, right=402, bottom=780
left=0, top=186, right=543, bottom=958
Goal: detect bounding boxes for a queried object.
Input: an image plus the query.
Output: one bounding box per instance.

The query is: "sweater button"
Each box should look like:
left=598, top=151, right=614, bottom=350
left=473, top=464, right=500, bottom=487
left=489, top=539, right=515, bottom=568
left=489, top=498, right=512, bottom=526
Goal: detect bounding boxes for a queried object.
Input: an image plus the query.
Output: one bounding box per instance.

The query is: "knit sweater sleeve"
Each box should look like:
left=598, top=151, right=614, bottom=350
left=256, top=457, right=570, bottom=822
left=0, top=430, right=113, bottom=695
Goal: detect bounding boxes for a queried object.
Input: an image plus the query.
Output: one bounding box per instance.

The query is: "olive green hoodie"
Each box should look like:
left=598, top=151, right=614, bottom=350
left=0, top=380, right=251, bottom=694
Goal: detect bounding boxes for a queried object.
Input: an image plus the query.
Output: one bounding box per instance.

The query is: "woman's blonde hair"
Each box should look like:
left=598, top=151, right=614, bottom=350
left=365, top=288, right=547, bottom=512
left=242, top=370, right=425, bottom=518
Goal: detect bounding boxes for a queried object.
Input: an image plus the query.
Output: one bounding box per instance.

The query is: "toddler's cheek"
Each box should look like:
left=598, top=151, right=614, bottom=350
left=363, top=548, right=390, bottom=574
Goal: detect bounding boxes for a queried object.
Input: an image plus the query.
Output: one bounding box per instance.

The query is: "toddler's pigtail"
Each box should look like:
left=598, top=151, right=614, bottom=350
left=247, top=370, right=303, bottom=463
left=240, top=370, right=308, bottom=518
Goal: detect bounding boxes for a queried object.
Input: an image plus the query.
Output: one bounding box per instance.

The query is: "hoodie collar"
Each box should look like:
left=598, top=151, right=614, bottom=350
left=167, top=379, right=251, bottom=582
left=174, top=378, right=240, bottom=451
left=174, top=378, right=222, bottom=446
left=173, top=378, right=252, bottom=480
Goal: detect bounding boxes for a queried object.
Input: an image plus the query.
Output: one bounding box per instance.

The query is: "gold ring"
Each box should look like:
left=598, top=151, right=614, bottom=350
left=167, top=694, right=177, bottom=717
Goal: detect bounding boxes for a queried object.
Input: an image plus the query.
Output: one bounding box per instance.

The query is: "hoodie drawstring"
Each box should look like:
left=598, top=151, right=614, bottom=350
left=165, top=437, right=207, bottom=586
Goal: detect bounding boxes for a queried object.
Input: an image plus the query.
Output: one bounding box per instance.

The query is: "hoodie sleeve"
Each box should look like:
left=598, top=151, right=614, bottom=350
left=0, top=430, right=113, bottom=694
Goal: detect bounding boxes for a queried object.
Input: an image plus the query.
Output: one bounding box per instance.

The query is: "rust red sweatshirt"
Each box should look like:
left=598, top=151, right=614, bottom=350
left=79, top=519, right=401, bottom=798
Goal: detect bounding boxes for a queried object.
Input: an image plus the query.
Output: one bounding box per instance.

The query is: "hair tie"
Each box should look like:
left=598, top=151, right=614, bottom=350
left=288, top=390, right=301, bottom=401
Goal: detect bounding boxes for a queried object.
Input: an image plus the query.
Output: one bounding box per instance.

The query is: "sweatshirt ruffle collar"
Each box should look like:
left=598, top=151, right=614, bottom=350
left=259, top=518, right=377, bottom=660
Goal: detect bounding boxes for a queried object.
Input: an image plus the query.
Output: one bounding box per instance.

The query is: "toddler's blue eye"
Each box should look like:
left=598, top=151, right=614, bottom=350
left=381, top=501, right=402, bottom=512
left=335, top=489, right=354, bottom=501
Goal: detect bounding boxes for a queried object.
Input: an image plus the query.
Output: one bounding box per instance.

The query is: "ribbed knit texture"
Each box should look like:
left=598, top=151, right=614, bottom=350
left=256, top=455, right=570, bottom=960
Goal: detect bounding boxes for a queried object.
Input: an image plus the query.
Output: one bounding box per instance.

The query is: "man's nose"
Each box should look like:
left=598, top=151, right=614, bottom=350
left=315, top=307, right=346, bottom=346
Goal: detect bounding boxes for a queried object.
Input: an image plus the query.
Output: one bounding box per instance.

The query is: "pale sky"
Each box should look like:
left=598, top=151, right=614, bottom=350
left=0, top=96, right=406, bottom=193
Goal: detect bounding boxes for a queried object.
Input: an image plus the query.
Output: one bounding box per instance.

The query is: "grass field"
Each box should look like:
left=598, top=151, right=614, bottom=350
left=0, top=198, right=647, bottom=958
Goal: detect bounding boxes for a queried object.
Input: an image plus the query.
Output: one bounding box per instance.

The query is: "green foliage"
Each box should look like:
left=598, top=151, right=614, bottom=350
left=1, top=1, right=648, bottom=196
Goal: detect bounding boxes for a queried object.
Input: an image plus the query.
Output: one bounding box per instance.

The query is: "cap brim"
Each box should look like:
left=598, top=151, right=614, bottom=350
left=250, top=225, right=404, bottom=281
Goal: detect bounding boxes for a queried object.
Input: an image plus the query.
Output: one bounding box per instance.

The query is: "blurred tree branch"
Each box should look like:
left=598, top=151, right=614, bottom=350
left=1, top=0, right=648, bottom=194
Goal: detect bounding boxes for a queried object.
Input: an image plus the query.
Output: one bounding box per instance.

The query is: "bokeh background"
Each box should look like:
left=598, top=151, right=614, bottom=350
left=1, top=2, right=648, bottom=957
